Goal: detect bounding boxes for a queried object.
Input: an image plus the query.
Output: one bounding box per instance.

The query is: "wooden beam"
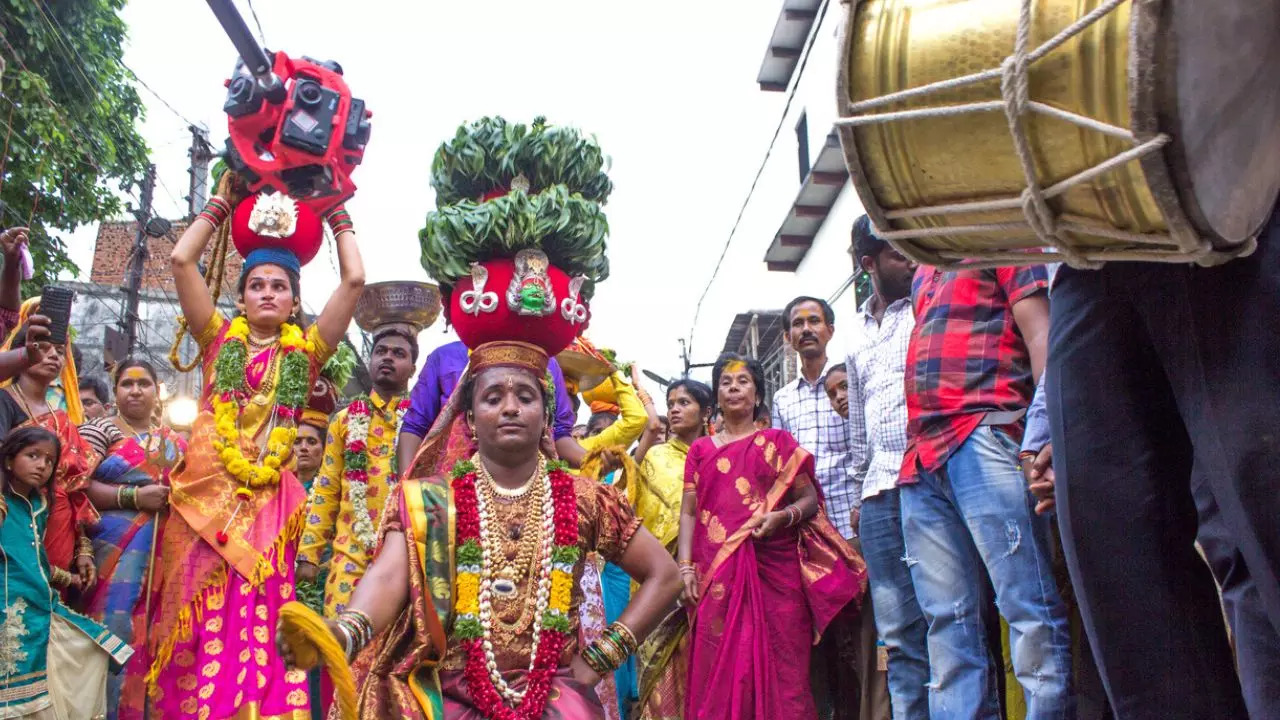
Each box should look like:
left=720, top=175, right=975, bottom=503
left=809, top=171, right=847, bottom=186
left=767, top=260, right=801, bottom=272
left=784, top=8, right=817, bottom=21
left=793, top=204, right=829, bottom=218
left=769, top=45, right=802, bottom=59
left=779, top=234, right=813, bottom=248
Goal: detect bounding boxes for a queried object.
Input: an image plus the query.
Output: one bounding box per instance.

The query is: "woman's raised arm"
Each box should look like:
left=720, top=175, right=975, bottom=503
left=169, top=210, right=221, bottom=335
left=312, top=220, right=365, bottom=351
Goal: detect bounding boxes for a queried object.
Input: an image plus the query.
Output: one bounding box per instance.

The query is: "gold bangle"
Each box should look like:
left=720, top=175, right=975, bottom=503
left=50, top=566, right=74, bottom=587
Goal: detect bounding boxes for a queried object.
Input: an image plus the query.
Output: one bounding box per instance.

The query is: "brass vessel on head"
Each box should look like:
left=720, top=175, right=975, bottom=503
left=836, top=0, right=1280, bottom=267
left=354, top=281, right=442, bottom=334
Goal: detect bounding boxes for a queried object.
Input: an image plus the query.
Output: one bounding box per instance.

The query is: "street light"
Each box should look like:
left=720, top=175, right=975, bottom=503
left=166, top=396, right=198, bottom=429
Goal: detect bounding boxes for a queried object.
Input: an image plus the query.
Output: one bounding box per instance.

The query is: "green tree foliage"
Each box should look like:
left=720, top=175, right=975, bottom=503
left=0, top=0, right=149, bottom=294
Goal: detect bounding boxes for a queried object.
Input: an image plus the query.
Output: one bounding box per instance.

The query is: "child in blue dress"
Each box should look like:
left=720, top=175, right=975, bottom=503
left=0, top=426, right=131, bottom=719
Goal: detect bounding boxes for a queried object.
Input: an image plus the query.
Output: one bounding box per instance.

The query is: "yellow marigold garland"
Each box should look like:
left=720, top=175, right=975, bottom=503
left=210, top=317, right=316, bottom=490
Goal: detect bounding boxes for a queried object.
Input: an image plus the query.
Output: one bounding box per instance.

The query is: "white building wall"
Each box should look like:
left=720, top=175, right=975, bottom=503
left=688, top=1, right=864, bottom=376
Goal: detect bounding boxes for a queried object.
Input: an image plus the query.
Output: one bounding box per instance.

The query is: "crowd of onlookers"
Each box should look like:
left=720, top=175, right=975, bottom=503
left=2, top=195, right=1277, bottom=720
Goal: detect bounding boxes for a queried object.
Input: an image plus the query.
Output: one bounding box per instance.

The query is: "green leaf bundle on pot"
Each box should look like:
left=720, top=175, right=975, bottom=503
left=420, top=188, right=610, bottom=295
left=429, top=116, right=613, bottom=206
left=420, top=117, right=614, bottom=301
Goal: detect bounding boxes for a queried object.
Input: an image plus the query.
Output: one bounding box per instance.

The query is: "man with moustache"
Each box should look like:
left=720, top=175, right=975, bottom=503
left=297, top=325, right=420, bottom=615
left=772, top=294, right=881, bottom=719
left=841, top=215, right=928, bottom=720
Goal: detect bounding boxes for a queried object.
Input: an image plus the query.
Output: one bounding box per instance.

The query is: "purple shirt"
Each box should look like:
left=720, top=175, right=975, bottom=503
left=402, top=340, right=576, bottom=440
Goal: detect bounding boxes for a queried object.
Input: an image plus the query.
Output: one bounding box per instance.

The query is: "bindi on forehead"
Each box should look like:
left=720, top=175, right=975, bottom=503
left=121, top=368, right=150, bottom=381
left=249, top=266, right=290, bottom=282
left=476, top=369, right=539, bottom=394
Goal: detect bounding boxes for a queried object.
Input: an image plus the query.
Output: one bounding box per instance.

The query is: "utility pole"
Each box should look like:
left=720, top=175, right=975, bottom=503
left=185, top=124, right=215, bottom=221
left=121, top=164, right=156, bottom=354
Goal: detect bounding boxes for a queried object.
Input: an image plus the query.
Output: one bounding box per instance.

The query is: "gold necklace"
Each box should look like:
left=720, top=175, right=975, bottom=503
left=475, top=463, right=544, bottom=579
left=244, top=346, right=282, bottom=406
left=247, top=331, right=280, bottom=348
left=113, top=416, right=154, bottom=441
left=8, top=385, right=56, bottom=434
left=476, top=458, right=540, bottom=498
left=474, top=462, right=547, bottom=636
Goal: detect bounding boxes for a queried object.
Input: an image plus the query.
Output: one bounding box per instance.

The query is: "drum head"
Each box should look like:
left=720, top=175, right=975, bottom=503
left=1154, top=0, right=1280, bottom=245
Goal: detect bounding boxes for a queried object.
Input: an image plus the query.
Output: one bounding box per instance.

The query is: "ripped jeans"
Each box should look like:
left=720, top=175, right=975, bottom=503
left=901, top=426, right=1074, bottom=719
left=861, top=489, right=930, bottom=720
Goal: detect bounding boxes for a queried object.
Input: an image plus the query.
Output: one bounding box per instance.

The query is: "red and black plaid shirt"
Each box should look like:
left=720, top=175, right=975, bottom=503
left=899, top=265, right=1049, bottom=483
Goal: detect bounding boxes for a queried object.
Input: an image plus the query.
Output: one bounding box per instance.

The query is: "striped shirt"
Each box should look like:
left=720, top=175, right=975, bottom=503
left=772, top=363, right=857, bottom=539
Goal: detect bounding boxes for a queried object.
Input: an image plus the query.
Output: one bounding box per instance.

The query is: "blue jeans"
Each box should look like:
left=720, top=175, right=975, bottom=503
left=901, top=426, right=1074, bottom=719
left=861, top=489, right=930, bottom=720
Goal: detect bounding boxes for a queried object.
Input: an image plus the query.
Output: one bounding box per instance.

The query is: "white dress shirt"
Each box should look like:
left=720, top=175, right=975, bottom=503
left=847, top=294, right=915, bottom=504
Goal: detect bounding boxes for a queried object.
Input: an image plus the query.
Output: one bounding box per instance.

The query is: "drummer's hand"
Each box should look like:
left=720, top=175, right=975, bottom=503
left=570, top=654, right=601, bottom=688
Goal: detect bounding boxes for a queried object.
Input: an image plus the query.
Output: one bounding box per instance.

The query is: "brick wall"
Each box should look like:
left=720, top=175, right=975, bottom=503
left=91, top=221, right=242, bottom=295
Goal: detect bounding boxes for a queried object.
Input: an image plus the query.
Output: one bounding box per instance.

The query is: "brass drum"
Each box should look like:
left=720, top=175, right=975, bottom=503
left=836, top=0, right=1280, bottom=268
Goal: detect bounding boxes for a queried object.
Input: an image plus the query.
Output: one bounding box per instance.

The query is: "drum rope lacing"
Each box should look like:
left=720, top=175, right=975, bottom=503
left=837, top=0, right=1241, bottom=270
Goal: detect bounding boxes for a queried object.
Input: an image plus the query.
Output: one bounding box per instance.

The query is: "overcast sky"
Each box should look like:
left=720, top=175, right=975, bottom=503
left=65, top=0, right=805, bottom=397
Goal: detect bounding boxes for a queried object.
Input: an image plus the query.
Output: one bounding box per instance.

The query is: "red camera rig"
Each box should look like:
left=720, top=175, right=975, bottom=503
left=206, top=0, right=371, bottom=215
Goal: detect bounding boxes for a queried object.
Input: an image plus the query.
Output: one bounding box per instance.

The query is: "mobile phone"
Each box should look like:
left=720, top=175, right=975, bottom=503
left=40, top=285, right=75, bottom=346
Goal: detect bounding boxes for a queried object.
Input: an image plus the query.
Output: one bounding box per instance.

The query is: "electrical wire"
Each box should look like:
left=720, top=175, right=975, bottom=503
left=685, top=0, right=831, bottom=361
left=120, top=61, right=201, bottom=129
left=247, top=0, right=269, bottom=47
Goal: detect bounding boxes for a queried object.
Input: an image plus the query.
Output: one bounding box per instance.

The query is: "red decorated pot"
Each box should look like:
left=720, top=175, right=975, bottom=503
left=231, top=192, right=324, bottom=266
left=448, top=251, right=590, bottom=357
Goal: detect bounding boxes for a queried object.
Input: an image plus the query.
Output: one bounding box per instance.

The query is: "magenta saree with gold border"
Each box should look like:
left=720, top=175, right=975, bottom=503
left=683, top=429, right=865, bottom=720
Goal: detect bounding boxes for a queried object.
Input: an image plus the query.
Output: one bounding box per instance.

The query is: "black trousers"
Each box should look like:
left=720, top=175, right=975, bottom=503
left=1046, top=207, right=1280, bottom=720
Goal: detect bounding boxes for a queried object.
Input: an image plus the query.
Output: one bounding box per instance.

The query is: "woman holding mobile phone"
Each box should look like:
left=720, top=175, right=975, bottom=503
left=0, top=306, right=100, bottom=592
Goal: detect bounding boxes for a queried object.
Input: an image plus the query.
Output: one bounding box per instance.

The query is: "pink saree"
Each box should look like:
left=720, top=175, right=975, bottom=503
left=683, top=429, right=865, bottom=720
left=148, top=316, right=325, bottom=720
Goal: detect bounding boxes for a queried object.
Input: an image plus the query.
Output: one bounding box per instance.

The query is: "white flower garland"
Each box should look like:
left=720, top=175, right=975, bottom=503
left=343, top=395, right=410, bottom=552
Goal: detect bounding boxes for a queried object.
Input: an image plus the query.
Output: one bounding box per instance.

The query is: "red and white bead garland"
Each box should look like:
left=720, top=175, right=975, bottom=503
left=451, top=456, right=580, bottom=720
